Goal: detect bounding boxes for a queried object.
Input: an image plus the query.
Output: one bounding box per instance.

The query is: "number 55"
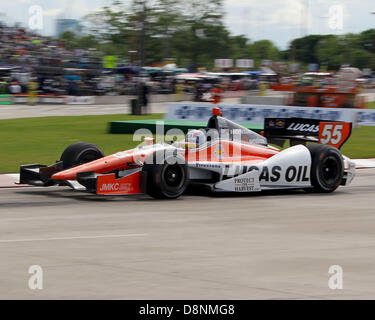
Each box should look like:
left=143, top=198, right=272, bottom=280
left=319, top=122, right=352, bottom=149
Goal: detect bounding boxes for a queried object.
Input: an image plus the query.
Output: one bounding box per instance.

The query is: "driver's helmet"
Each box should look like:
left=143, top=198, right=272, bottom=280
left=186, top=129, right=206, bottom=147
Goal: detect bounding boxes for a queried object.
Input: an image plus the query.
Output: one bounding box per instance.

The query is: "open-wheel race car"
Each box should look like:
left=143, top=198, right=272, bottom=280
left=19, top=107, right=356, bottom=199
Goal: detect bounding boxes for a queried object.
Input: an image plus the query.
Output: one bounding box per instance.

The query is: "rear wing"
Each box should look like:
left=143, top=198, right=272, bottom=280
left=264, top=118, right=352, bottom=149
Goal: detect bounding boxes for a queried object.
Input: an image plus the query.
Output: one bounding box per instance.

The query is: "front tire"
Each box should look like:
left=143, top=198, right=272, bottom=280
left=143, top=152, right=189, bottom=199
left=60, top=142, right=104, bottom=169
left=307, top=144, right=344, bottom=193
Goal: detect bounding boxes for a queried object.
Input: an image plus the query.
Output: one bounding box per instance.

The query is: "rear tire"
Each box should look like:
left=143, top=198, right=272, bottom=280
left=60, top=142, right=104, bottom=170
left=143, top=151, right=189, bottom=199
left=307, top=144, right=344, bottom=193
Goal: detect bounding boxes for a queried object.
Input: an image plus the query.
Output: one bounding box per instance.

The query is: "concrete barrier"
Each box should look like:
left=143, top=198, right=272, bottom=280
left=65, top=96, right=96, bottom=104
left=241, top=95, right=286, bottom=105
left=13, top=95, right=66, bottom=104
left=95, top=93, right=193, bottom=105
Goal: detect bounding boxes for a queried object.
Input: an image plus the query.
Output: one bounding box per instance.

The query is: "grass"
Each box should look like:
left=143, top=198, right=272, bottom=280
left=0, top=112, right=374, bottom=173
left=0, top=114, right=162, bottom=173
left=340, top=125, right=375, bottom=159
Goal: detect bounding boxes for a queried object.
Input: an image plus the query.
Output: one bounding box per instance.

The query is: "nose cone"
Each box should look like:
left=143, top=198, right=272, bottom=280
left=52, top=163, right=90, bottom=180
left=51, top=153, right=134, bottom=181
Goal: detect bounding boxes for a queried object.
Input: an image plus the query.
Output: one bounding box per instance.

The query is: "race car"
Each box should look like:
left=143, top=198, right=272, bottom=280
left=19, top=107, right=356, bottom=199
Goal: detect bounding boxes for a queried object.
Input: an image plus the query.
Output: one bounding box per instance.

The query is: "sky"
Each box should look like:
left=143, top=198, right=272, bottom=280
left=0, top=0, right=375, bottom=49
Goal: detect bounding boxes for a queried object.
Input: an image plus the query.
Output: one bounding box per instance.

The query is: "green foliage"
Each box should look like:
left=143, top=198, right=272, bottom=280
left=57, top=0, right=375, bottom=70
left=315, top=36, right=344, bottom=70
left=292, top=30, right=375, bottom=70
left=289, top=35, right=330, bottom=63
left=248, top=40, right=280, bottom=64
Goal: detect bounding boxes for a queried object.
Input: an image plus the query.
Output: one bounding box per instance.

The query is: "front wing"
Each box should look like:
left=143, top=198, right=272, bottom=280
left=19, top=163, right=144, bottom=196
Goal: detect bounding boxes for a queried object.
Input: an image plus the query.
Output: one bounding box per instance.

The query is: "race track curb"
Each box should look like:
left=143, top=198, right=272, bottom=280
left=0, top=174, right=27, bottom=188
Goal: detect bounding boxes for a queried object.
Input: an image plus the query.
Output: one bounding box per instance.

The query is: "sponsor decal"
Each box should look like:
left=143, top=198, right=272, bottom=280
left=222, top=164, right=310, bottom=183
left=194, top=163, right=222, bottom=169
left=215, top=145, right=225, bottom=158
left=234, top=177, right=257, bottom=192
left=238, top=165, right=309, bottom=183
left=99, top=183, right=119, bottom=192
left=319, top=122, right=352, bottom=149
left=287, top=122, right=320, bottom=133
left=99, top=182, right=135, bottom=192
left=276, top=119, right=286, bottom=128
left=97, top=172, right=141, bottom=195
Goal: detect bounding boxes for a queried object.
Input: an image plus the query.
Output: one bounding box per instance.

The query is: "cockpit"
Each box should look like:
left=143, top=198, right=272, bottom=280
left=179, top=107, right=268, bottom=149
left=206, top=113, right=267, bottom=146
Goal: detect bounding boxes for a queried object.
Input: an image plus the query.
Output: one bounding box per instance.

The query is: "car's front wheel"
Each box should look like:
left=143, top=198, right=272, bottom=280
left=142, top=152, right=189, bottom=199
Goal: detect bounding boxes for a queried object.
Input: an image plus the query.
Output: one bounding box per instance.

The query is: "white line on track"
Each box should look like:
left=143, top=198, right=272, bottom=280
left=0, top=233, right=147, bottom=243
left=5, top=174, right=19, bottom=179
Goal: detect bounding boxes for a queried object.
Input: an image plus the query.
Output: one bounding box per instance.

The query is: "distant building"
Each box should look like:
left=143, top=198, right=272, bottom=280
left=55, top=19, right=80, bottom=37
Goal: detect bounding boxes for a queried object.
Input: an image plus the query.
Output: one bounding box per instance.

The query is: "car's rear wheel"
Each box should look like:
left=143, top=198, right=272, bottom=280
left=142, top=151, right=189, bottom=199
left=307, top=144, right=344, bottom=193
left=60, top=142, right=104, bottom=170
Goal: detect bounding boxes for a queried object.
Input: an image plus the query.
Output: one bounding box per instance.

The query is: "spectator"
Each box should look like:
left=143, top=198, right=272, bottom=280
left=0, top=78, right=8, bottom=94
left=8, top=81, right=21, bottom=94
left=137, top=80, right=149, bottom=113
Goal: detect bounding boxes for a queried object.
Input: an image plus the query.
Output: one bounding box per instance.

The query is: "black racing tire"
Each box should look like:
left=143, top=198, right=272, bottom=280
left=60, top=142, right=104, bottom=170
left=143, top=151, right=189, bottom=199
left=307, top=144, right=344, bottom=193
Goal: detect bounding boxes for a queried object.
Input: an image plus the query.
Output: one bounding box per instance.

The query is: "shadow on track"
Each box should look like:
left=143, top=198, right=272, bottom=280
left=13, top=185, right=345, bottom=204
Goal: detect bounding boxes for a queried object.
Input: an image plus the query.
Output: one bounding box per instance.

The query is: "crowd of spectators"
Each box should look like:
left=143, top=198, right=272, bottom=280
left=0, top=21, right=108, bottom=96
left=0, top=22, right=261, bottom=97
left=0, top=22, right=101, bottom=68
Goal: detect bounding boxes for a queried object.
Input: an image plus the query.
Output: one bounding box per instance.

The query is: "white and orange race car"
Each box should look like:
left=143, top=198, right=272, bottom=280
left=19, top=108, right=356, bottom=199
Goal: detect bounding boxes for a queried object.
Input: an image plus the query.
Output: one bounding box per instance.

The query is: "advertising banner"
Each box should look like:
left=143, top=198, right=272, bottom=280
left=166, top=103, right=361, bottom=125
left=356, top=109, right=375, bottom=126
left=12, top=95, right=66, bottom=104
left=236, top=59, right=254, bottom=68
left=103, top=55, right=117, bottom=69
left=214, top=59, right=233, bottom=68
left=65, top=96, right=95, bottom=105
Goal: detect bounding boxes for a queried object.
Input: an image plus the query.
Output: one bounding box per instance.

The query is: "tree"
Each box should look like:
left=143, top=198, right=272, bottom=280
left=316, top=36, right=344, bottom=70
left=84, top=1, right=130, bottom=57
left=229, top=35, right=250, bottom=60
left=180, top=0, right=225, bottom=68
left=150, top=0, right=183, bottom=59
left=59, top=31, right=76, bottom=49
left=359, top=29, right=375, bottom=54
left=289, top=35, right=329, bottom=63
left=248, top=40, right=280, bottom=63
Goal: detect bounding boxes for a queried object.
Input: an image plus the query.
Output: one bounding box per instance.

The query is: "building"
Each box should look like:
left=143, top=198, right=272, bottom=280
left=55, top=19, right=80, bottom=37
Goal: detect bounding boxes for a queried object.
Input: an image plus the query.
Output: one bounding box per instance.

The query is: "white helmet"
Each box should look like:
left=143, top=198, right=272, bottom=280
left=186, top=129, right=206, bottom=147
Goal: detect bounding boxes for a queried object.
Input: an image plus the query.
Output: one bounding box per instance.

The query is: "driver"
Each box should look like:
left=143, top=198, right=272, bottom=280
left=186, top=129, right=206, bottom=148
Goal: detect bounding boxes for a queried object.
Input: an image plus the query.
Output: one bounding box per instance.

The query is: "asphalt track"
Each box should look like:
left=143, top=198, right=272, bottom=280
left=0, top=168, right=374, bottom=299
